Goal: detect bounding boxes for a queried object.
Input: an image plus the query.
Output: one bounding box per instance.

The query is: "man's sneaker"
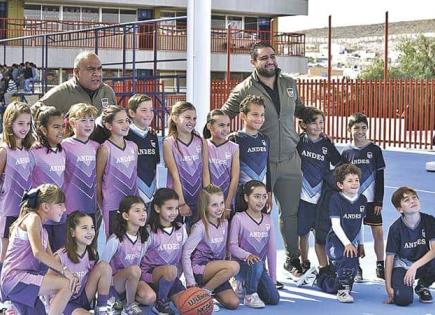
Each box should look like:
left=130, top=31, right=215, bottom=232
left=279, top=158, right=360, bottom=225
left=296, top=266, right=318, bottom=287
left=354, top=266, right=363, bottom=283
left=244, top=293, right=265, bottom=308
left=301, top=260, right=311, bottom=274
left=284, top=257, right=303, bottom=278
left=337, top=289, right=354, bottom=303
left=152, top=299, right=175, bottom=315
left=376, top=262, right=385, bottom=279
left=276, top=280, right=284, bottom=290
left=121, top=302, right=143, bottom=315
left=415, top=284, right=433, bottom=303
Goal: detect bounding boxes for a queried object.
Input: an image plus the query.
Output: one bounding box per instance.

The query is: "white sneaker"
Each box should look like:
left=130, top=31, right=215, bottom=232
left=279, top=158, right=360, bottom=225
left=337, top=289, right=354, bottom=303
left=244, top=293, right=266, bottom=308
left=121, top=302, right=143, bottom=315
left=296, top=266, right=318, bottom=287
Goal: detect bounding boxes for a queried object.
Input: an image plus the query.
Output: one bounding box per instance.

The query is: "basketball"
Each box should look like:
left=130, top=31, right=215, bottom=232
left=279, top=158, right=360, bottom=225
left=176, top=287, right=214, bottom=315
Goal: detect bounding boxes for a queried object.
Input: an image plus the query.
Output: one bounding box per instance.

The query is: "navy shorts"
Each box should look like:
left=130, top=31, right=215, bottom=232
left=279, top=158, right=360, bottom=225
left=44, top=223, right=67, bottom=252
left=149, top=277, right=185, bottom=298
left=63, top=289, right=92, bottom=315
left=6, top=282, right=46, bottom=315
left=297, top=200, right=317, bottom=236
left=109, top=211, right=118, bottom=236
left=194, top=274, right=232, bottom=295
left=0, top=215, right=17, bottom=238
left=314, top=206, right=331, bottom=246
left=363, top=202, right=383, bottom=226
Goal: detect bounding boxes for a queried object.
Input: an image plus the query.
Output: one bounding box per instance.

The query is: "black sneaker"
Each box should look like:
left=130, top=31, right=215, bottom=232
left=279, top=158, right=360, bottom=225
left=354, top=266, right=363, bottom=283
left=284, top=257, right=303, bottom=278
left=376, top=261, right=385, bottom=279
left=301, top=260, right=311, bottom=274
left=152, top=300, right=175, bottom=315
left=276, top=280, right=284, bottom=290
left=415, top=284, right=433, bottom=303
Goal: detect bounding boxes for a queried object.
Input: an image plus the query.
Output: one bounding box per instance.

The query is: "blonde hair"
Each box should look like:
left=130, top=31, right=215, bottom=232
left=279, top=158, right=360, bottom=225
left=65, top=103, right=97, bottom=137
left=11, top=184, right=65, bottom=232
left=196, top=185, right=224, bottom=239
left=168, top=101, right=196, bottom=137
left=2, top=101, right=35, bottom=149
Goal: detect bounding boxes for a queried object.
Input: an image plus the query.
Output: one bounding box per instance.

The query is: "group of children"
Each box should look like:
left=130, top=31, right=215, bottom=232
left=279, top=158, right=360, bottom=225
left=0, top=91, right=433, bottom=315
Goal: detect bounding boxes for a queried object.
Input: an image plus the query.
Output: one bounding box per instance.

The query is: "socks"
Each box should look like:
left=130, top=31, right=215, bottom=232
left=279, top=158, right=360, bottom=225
left=158, top=278, right=174, bottom=301
left=97, top=294, right=109, bottom=307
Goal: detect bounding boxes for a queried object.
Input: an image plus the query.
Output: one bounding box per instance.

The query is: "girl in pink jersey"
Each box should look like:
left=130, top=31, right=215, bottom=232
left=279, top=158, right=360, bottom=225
left=140, top=188, right=186, bottom=315
left=63, top=103, right=99, bottom=223
left=32, top=105, right=66, bottom=252
left=229, top=180, right=279, bottom=308
left=96, top=106, right=138, bottom=237
left=0, top=101, right=35, bottom=268
left=0, top=184, right=78, bottom=315
left=48, top=211, right=112, bottom=315
left=182, top=185, right=240, bottom=311
left=163, top=101, right=210, bottom=226
left=203, top=110, right=239, bottom=217
left=101, top=196, right=155, bottom=315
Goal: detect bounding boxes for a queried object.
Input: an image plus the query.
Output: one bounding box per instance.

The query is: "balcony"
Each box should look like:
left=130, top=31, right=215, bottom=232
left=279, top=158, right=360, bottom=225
left=0, top=18, right=305, bottom=57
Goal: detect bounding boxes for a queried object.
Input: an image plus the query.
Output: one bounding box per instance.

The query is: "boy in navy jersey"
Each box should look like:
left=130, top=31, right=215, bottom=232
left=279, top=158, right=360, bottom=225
left=126, top=94, right=160, bottom=205
left=385, top=187, right=435, bottom=306
left=341, top=112, right=385, bottom=280
left=296, top=107, right=341, bottom=280
left=316, top=164, right=366, bottom=303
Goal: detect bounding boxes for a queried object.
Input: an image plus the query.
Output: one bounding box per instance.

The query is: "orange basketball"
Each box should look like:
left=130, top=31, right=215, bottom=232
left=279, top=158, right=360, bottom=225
left=176, top=287, right=214, bottom=315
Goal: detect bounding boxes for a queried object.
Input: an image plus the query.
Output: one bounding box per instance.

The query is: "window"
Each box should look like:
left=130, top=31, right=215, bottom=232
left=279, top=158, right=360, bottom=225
left=227, top=16, right=242, bottom=30
left=211, top=15, right=225, bottom=29
left=81, top=7, right=99, bottom=23
left=63, top=7, right=80, bottom=21
left=42, top=5, right=59, bottom=20
left=120, top=10, right=136, bottom=23
left=102, top=9, right=118, bottom=23
left=24, top=4, right=41, bottom=20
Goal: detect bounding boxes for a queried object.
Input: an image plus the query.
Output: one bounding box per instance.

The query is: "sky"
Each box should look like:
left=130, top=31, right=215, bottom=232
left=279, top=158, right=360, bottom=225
left=279, top=0, right=435, bottom=31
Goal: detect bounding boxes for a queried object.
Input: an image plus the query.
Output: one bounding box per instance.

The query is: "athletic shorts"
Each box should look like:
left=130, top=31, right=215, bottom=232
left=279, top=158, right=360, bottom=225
left=63, top=289, right=92, bottom=315
left=297, top=200, right=317, bottom=236
left=194, top=274, right=232, bottom=295
left=363, top=202, right=383, bottom=226
left=6, top=282, right=46, bottom=315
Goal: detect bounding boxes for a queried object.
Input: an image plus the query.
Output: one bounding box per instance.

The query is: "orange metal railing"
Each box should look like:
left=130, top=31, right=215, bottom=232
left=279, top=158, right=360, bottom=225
left=0, top=18, right=305, bottom=56
left=207, top=79, right=435, bottom=150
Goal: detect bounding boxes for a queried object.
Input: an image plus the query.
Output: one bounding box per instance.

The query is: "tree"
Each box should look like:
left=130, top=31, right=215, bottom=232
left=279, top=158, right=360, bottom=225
left=396, top=35, right=435, bottom=78
left=360, top=35, right=435, bottom=79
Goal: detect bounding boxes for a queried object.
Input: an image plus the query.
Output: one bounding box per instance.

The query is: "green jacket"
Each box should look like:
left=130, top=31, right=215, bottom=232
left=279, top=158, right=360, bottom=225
left=222, top=69, right=304, bottom=163
left=36, top=77, right=116, bottom=114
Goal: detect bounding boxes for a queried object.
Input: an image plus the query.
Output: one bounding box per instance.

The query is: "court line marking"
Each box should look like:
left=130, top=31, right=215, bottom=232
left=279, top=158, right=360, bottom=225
left=385, top=185, right=435, bottom=195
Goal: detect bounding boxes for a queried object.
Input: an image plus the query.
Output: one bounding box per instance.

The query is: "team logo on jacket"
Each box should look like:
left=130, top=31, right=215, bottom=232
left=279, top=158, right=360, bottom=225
left=101, top=98, right=109, bottom=108
left=287, top=88, right=294, bottom=98
left=422, top=229, right=425, bottom=238
left=322, top=147, right=328, bottom=155
left=360, top=206, right=365, bottom=213
left=150, top=140, right=156, bottom=148
left=367, top=152, right=373, bottom=159
left=262, top=140, right=266, bottom=146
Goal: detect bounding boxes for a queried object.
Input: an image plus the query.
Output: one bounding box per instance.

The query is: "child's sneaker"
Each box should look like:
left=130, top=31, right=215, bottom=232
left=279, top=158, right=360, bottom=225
left=354, top=266, right=363, bottom=283
left=108, top=296, right=124, bottom=313
left=152, top=300, right=175, bottom=315
left=121, top=302, right=143, bottom=315
left=301, top=260, right=311, bottom=274
left=275, top=280, right=284, bottom=290
left=415, top=284, right=433, bottom=303
left=296, top=266, right=318, bottom=287
left=244, top=293, right=266, bottom=308
left=95, top=306, right=110, bottom=315
left=376, top=261, right=385, bottom=279
left=213, top=302, right=221, bottom=312
left=284, top=257, right=303, bottom=278
left=337, top=289, right=354, bottom=303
